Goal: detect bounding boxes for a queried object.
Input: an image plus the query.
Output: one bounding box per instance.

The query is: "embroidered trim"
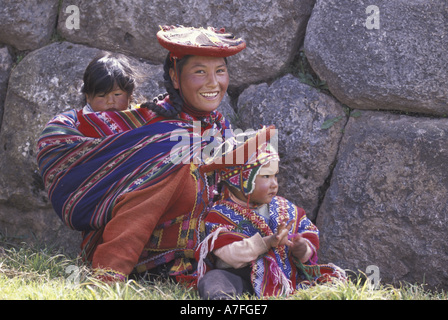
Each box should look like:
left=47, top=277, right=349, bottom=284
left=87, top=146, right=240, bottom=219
left=93, top=268, right=127, bottom=282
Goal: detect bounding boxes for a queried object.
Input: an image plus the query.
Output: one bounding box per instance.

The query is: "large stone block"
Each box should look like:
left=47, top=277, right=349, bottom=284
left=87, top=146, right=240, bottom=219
left=317, top=111, right=448, bottom=290
left=305, top=0, right=448, bottom=116
left=237, top=74, right=346, bottom=220
left=57, top=0, right=315, bottom=87
left=0, top=0, right=59, bottom=51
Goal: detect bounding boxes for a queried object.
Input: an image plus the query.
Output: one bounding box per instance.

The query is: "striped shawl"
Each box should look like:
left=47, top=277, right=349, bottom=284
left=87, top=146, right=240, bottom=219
left=36, top=106, right=230, bottom=273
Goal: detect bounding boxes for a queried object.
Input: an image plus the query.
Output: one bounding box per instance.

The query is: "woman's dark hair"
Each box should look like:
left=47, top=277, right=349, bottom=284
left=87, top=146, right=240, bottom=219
left=141, top=53, right=191, bottom=118
left=81, top=52, right=139, bottom=99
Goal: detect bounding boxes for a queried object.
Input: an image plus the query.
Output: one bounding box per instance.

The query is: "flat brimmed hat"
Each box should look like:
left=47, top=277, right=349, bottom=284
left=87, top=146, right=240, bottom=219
left=157, top=25, right=246, bottom=59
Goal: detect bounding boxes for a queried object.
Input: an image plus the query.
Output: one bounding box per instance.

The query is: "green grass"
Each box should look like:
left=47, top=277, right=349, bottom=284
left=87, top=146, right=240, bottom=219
left=0, top=244, right=199, bottom=300
left=0, top=243, right=445, bottom=300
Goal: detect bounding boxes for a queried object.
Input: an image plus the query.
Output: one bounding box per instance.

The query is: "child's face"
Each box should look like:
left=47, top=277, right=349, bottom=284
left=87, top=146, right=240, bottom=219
left=170, top=56, right=229, bottom=114
left=250, top=161, right=279, bottom=206
left=86, top=86, right=130, bottom=112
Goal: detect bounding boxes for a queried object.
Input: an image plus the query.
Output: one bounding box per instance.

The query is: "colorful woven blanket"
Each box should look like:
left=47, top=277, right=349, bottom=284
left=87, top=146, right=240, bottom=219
left=196, top=196, right=346, bottom=297
left=37, top=106, right=229, bottom=231
left=36, top=100, right=277, bottom=276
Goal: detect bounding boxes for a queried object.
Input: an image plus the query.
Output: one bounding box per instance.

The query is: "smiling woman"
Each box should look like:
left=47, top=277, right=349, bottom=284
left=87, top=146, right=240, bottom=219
left=141, top=25, right=245, bottom=120
left=35, top=25, right=249, bottom=283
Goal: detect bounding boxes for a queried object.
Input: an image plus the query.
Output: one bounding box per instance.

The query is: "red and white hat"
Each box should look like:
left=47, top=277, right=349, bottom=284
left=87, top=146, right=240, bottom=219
left=157, top=25, right=246, bottom=59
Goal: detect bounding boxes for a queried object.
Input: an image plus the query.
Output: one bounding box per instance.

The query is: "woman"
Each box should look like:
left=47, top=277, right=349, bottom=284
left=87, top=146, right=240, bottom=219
left=37, top=26, right=249, bottom=281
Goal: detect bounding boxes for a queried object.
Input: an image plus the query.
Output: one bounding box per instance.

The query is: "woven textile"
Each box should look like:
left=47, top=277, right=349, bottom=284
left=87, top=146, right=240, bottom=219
left=218, top=141, right=279, bottom=195
left=37, top=102, right=230, bottom=273
left=37, top=102, right=229, bottom=230
left=196, top=195, right=346, bottom=297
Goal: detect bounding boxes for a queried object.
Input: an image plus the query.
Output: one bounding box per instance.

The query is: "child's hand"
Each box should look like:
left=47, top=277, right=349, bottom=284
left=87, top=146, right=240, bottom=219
left=263, top=219, right=295, bottom=249
left=289, top=234, right=310, bottom=262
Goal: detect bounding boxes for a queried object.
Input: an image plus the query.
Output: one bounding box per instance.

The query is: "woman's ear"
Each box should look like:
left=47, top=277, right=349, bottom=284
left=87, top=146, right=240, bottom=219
left=85, top=94, right=92, bottom=104
left=169, top=68, right=179, bottom=89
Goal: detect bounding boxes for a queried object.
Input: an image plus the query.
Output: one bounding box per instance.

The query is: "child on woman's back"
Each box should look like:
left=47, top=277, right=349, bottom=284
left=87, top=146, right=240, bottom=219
left=75, top=52, right=154, bottom=138
left=81, top=52, right=138, bottom=113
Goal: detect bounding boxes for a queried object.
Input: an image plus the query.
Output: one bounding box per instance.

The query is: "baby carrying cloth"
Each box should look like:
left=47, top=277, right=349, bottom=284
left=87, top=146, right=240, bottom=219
left=36, top=102, right=230, bottom=273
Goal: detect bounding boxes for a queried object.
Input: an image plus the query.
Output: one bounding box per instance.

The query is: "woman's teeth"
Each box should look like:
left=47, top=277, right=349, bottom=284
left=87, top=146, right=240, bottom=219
left=201, top=92, right=218, bottom=98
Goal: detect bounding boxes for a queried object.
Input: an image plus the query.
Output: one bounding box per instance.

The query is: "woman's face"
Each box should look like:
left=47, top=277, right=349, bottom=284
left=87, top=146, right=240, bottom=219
left=170, top=56, right=229, bottom=113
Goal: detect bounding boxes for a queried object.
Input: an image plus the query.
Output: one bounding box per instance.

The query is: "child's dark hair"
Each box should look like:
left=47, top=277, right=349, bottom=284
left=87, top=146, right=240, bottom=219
left=81, top=52, right=139, bottom=99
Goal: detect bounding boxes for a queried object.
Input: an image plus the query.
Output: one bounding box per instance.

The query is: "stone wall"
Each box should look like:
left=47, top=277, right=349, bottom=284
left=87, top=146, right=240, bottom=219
left=0, top=0, right=446, bottom=290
